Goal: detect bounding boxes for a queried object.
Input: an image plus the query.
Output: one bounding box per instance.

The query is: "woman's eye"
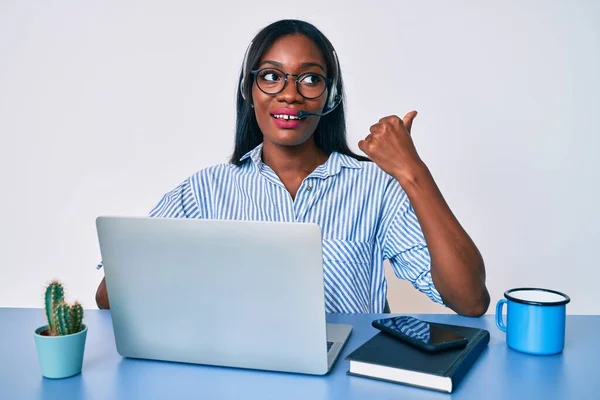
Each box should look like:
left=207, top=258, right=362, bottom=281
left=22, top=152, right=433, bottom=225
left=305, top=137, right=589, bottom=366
left=301, top=74, right=322, bottom=85
left=260, top=71, right=281, bottom=81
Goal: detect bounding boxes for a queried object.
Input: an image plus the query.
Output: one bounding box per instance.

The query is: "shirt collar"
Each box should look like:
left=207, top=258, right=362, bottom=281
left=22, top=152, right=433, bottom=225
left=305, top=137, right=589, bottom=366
left=318, top=151, right=362, bottom=178
left=239, top=143, right=264, bottom=167
left=239, top=142, right=362, bottom=178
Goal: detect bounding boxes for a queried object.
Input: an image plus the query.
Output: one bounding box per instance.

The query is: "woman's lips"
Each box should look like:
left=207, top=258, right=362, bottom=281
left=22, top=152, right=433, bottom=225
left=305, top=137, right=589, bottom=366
left=271, top=114, right=302, bottom=129
left=271, top=109, right=302, bottom=129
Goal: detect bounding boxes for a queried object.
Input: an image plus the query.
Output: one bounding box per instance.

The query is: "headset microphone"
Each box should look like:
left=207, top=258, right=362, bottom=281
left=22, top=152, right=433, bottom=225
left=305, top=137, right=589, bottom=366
left=296, top=94, right=342, bottom=119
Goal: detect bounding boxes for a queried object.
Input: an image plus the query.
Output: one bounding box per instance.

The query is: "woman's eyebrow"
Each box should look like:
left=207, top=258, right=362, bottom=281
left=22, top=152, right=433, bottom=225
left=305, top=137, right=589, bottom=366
left=258, top=60, right=325, bottom=72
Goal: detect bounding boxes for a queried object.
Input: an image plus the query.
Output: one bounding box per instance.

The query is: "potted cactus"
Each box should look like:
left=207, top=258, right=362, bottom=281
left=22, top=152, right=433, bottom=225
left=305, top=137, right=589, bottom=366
left=33, top=280, right=88, bottom=379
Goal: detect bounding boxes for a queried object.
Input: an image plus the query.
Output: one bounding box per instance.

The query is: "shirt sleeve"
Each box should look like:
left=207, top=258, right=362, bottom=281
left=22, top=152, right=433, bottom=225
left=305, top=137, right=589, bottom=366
left=377, top=178, right=446, bottom=306
left=148, top=177, right=201, bottom=219
left=96, top=176, right=201, bottom=269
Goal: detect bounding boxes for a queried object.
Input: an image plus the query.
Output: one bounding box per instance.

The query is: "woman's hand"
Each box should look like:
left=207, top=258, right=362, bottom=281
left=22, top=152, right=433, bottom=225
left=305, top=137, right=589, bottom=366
left=358, top=110, right=423, bottom=182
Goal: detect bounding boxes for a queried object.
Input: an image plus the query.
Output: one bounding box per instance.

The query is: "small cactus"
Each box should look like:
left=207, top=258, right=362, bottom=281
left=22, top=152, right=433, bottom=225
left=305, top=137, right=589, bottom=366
left=44, top=280, right=84, bottom=336
left=70, top=302, right=84, bottom=334
left=44, top=280, right=64, bottom=334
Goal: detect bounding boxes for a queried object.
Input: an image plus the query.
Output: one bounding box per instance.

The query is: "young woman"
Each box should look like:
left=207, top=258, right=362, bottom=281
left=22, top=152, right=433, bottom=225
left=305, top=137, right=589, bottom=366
left=96, top=19, right=490, bottom=316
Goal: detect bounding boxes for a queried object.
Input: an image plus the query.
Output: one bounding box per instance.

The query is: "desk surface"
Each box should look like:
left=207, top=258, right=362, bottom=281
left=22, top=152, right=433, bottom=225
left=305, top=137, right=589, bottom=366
left=1, top=309, right=597, bottom=399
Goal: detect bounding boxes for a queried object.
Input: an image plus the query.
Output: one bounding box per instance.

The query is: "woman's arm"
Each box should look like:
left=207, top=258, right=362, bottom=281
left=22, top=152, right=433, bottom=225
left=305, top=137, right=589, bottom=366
left=96, top=277, right=110, bottom=309
left=359, top=111, right=490, bottom=317
left=395, top=162, right=489, bottom=316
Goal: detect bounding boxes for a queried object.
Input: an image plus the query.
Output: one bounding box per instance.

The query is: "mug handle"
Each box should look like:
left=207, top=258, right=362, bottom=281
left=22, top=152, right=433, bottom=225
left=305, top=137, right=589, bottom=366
left=495, top=299, right=507, bottom=333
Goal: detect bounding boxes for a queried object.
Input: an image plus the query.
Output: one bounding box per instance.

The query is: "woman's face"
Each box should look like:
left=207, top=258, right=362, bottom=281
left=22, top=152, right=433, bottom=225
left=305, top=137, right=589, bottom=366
left=251, top=34, right=329, bottom=147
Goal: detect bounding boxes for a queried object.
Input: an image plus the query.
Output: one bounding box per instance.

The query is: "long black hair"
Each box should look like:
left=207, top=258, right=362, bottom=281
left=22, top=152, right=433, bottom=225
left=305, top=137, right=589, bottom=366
left=229, top=19, right=370, bottom=165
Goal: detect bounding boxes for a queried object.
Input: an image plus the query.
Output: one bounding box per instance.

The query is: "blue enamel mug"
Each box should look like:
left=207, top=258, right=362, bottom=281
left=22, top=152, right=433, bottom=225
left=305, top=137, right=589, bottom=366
left=496, top=288, right=570, bottom=355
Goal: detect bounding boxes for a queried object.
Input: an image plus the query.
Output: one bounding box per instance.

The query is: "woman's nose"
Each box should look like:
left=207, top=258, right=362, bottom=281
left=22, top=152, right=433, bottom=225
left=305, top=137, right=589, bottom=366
left=276, top=77, right=303, bottom=103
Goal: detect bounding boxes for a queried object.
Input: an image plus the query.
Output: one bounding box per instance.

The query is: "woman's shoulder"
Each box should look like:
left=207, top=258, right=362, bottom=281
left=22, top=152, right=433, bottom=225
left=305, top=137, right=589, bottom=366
left=334, top=153, right=408, bottom=202
left=335, top=152, right=395, bottom=182
left=185, top=160, right=251, bottom=181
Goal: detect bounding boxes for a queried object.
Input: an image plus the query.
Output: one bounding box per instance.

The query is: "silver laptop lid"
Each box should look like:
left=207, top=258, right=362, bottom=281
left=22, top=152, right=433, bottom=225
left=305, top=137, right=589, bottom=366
left=96, top=216, right=330, bottom=375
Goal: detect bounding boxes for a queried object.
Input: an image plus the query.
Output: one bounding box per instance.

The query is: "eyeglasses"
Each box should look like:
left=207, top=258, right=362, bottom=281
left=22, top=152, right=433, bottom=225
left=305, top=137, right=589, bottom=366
left=250, top=67, right=330, bottom=100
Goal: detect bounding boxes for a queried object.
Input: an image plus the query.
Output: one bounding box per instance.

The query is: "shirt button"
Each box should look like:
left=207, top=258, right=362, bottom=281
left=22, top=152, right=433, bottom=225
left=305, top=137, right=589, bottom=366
left=306, top=185, right=312, bottom=191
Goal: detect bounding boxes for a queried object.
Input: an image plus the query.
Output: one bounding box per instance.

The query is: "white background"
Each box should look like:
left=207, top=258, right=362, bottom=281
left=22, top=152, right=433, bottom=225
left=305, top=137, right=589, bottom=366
left=1, top=1, right=598, bottom=314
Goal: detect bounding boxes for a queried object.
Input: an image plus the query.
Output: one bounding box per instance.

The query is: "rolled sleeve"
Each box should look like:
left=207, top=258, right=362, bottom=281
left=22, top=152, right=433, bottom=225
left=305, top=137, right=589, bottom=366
left=389, top=245, right=444, bottom=306
left=378, top=180, right=446, bottom=306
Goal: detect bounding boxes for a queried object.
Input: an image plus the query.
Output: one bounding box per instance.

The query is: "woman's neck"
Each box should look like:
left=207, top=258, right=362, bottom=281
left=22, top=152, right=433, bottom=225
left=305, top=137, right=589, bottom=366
left=261, top=139, right=329, bottom=175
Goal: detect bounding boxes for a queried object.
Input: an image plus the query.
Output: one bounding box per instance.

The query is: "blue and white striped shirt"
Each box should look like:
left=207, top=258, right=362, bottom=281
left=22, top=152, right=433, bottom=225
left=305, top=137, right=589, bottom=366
left=102, top=143, right=444, bottom=313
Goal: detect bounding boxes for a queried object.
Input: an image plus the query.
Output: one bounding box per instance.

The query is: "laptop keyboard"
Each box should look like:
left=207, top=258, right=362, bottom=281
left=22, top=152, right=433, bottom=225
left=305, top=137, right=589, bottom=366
left=327, top=341, right=334, bottom=352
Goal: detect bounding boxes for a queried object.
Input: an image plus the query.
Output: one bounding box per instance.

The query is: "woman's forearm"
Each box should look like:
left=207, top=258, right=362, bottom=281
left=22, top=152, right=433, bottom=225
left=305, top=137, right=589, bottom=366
left=395, top=162, right=490, bottom=317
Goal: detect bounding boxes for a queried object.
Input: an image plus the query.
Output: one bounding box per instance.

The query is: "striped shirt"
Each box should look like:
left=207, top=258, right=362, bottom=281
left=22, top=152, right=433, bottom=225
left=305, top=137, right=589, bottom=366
left=100, top=143, right=445, bottom=313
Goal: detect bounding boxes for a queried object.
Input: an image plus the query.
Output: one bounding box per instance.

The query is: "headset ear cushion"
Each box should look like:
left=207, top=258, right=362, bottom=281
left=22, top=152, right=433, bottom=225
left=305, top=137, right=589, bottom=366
left=327, top=84, right=337, bottom=109
left=326, top=50, right=341, bottom=110
left=240, top=40, right=253, bottom=101
left=240, top=78, right=246, bottom=100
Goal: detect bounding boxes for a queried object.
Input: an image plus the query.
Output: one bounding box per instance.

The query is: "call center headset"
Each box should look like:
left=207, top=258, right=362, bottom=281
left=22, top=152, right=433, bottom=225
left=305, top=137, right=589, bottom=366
left=239, top=40, right=343, bottom=119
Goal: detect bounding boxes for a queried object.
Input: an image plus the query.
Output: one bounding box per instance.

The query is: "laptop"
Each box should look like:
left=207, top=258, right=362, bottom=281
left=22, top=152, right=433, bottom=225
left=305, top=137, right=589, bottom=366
left=95, top=216, right=352, bottom=375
